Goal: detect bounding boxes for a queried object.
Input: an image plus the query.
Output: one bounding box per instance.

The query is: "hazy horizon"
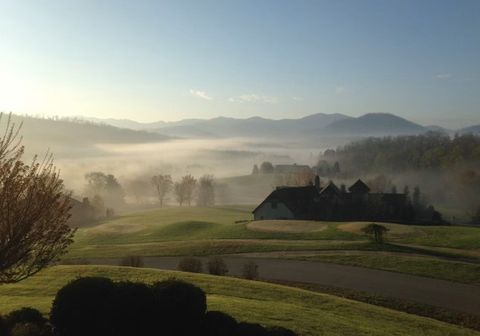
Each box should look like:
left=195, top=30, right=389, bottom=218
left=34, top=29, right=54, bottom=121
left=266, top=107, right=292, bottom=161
left=1, top=0, right=479, bottom=129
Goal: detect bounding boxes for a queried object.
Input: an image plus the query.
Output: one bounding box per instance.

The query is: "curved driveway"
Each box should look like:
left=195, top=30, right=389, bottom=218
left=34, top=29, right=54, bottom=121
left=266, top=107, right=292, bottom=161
left=88, top=256, right=480, bottom=315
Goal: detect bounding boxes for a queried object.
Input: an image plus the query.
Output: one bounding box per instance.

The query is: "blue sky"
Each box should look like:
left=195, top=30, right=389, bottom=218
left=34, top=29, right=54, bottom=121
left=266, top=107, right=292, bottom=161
left=0, top=0, right=479, bottom=127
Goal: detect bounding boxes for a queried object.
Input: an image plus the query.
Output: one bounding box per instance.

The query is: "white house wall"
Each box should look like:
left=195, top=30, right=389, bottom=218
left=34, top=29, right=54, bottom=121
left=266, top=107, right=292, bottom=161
left=253, top=202, right=294, bottom=220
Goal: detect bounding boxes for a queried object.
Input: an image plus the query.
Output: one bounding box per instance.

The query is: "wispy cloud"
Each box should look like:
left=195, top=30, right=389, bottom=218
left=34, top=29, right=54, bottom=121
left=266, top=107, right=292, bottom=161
left=189, top=89, right=213, bottom=100
left=292, top=96, right=303, bottom=101
left=228, top=94, right=277, bottom=104
left=434, top=73, right=452, bottom=80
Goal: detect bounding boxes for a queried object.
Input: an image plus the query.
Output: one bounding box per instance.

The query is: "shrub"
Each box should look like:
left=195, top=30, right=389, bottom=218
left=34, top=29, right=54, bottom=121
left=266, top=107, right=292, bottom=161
left=237, top=322, right=269, bottom=336
left=119, top=255, right=144, bottom=268
left=178, top=257, right=203, bottom=273
left=0, top=316, right=7, bottom=336
left=5, top=308, right=47, bottom=330
left=50, top=277, right=116, bottom=336
left=110, top=281, right=155, bottom=336
left=152, top=279, right=207, bottom=334
left=207, top=257, right=229, bottom=276
left=242, top=261, right=259, bottom=280
left=204, top=311, right=238, bottom=336
left=361, top=223, right=389, bottom=243
left=10, top=322, right=52, bottom=336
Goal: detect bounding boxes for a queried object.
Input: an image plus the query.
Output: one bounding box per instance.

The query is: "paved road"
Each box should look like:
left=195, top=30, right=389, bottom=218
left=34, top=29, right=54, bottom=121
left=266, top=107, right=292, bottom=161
left=87, top=256, right=480, bottom=316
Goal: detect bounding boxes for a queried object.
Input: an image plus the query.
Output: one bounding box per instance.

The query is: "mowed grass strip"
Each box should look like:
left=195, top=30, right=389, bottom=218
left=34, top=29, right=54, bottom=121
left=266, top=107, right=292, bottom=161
left=65, top=239, right=365, bottom=259
left=298, top=253, right=480, bottom=284
left=0, top=265, right=478, bottom=336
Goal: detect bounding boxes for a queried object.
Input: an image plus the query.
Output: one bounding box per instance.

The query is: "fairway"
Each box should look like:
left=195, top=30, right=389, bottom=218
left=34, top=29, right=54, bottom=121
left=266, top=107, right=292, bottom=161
left=247, top=220, right=328, bottom=233
left=64, top=206, right=480, bottom=287
left=0, top=265, right=479, bottom=336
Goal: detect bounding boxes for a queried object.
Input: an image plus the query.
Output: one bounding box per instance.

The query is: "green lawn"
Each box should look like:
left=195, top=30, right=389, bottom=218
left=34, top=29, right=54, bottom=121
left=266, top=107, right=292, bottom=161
left=0, top=265, right=478, bottom=336
left=64, top=206, right=480, bottom=288
left=298, top=253, right=480, bottom=284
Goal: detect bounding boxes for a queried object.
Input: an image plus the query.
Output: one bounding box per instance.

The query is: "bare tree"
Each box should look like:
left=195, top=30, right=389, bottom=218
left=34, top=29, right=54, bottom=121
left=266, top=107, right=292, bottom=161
left=0, top=115, right=75, bottom=283
left=151, top=174, right=173, bottom=207
left=196, top=175, right=215, bottom=207
left=174, top=175, right=196, bottom=206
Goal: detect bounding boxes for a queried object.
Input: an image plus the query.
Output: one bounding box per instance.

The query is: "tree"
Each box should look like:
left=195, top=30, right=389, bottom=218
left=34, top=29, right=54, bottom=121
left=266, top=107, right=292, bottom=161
left=84, top=172, right=125, bottom=209
left=259, top=161, right=274, bottom=174
left=0, top=115, right=75, bottom=283
left=413, top=186, right=421, bottom=207
left=151, top=174, right=173, bottom=207
left=361, top=223, right=389, bottom=243
left=174, top=175, right=196, bottom=206
left=197, top=175, right=215, bottom=206
left=125, top=178, right=150, bottom=204
left=333, top=161, right=340, bottom=174
left=251, top=164, right=259, bottom=175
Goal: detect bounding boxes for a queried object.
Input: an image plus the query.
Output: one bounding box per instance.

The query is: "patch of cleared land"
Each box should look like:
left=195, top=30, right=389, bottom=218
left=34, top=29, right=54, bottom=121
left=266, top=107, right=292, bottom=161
left=0, top=265, right=478, bottom=336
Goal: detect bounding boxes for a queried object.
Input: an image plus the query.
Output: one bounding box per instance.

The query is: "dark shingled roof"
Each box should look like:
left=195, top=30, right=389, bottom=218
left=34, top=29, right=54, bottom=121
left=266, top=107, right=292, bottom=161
left=252, top=186, right=318, bottom=215
left=348, top=179, right=370, bottom=194
left=319, top=181, right=341, bottom=196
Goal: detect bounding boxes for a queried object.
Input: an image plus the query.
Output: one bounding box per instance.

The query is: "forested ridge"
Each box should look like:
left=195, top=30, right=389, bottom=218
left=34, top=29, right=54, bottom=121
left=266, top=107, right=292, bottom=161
left=325, top=133, right=480, bottom=173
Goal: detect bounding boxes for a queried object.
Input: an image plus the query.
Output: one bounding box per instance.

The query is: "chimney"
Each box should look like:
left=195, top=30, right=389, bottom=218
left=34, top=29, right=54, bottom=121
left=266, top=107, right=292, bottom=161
left=314, top=175, right=320, bottom=191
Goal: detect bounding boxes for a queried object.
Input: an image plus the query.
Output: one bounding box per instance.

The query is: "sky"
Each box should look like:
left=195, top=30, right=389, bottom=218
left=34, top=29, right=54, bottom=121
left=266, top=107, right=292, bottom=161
left=0, top=0, right=479, bottom=128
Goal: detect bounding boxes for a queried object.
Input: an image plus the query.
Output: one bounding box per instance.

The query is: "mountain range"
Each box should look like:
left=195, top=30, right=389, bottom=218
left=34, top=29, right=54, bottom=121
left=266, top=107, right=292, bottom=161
left=84, top=112, right=479, bottom=139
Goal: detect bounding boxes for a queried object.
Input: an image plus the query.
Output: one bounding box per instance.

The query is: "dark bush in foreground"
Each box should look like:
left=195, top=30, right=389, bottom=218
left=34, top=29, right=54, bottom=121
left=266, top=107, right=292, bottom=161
left=204, top=311, right=238, bottom=336
left=110, top=281, right=155, bottom=336
left=177, top=257, right=203, bottom=273
left=49, top=276, right=297, bottom=336
left=242, top=261, right=259, bottom=280
left=119, top=255, right=144, bottom=268
left=0, top=316, right=7, bottom=336
left=207, top=257, right=229, bottom=276
left=5, top=308, right=47, bottom=330
left=237, top=322, right=269, bottom=336
left=10, top=322, right=51, bottom=336
left=4, top=308, right=51, bottom=336
left=152, top=279, right=207, bottom=334
left=50, top=277, right=116, bottom=336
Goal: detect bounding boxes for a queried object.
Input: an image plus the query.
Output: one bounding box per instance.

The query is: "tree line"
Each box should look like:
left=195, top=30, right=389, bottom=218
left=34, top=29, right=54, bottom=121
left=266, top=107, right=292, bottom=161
left=322, top=132, right=480, bottom=173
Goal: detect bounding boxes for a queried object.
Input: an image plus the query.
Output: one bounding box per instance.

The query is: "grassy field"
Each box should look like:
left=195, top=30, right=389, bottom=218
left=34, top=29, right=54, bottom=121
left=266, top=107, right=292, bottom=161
left=68, top=206, right=480, bottom=256
left=297, top=253, right=480, bottom=284
left=0, top=265, right=478, bottom=336
left=64, top=206, right=480, bottom=284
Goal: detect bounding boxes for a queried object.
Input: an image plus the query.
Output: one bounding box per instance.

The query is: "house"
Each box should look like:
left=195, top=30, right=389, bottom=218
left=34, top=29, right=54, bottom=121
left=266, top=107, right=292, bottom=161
left=252, top=178, right=410, bottom=222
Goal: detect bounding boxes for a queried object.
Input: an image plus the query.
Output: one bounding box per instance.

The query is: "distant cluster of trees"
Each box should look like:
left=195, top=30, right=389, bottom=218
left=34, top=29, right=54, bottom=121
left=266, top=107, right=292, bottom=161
left=150, top=174, right=215, bottom=207
left=72, top=172, right=218, bottom=226
left=0, top=277, right=296, bottom=336
left=321, top=133, right=480, bottom=224
left=252, top=161, right=317, bottom=187
left=323, top=133, right=480, bottom=173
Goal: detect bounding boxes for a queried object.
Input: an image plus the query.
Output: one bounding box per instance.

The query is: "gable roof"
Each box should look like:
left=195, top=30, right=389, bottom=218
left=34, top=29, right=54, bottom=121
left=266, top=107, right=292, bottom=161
left=252, top=185, right=318, bottom=214
left=319, top=181, right=341, bottom=196
left=348, top=179, right=370, bottom=194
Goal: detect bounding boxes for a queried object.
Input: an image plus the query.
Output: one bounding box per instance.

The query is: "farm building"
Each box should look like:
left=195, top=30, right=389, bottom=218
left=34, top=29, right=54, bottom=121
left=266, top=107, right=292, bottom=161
left=252, top=179, right=411, bottom=222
